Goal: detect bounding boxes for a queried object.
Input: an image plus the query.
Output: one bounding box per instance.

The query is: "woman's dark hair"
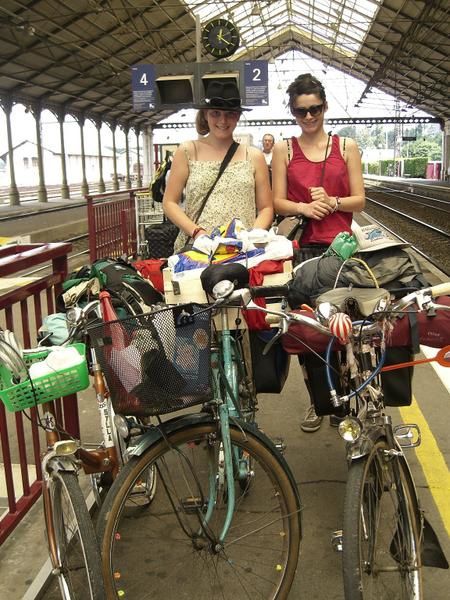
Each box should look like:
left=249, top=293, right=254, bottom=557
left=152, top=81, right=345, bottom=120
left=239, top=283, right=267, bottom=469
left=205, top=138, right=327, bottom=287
left=196, top=109, right=209, bottom=135
left=286, top=73, right=326, bottom=112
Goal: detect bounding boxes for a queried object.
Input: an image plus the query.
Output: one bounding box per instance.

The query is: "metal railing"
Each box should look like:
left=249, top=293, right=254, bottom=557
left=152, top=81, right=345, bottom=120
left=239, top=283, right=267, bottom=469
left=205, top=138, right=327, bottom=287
left=0, top=242, right=75, bottom=545
left=86, top=189, right=142, bottom=262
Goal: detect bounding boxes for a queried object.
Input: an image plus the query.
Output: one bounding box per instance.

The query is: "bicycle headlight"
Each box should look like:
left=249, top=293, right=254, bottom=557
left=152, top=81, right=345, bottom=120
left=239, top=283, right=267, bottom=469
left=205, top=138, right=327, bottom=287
left=53, top=440, right=78, bottom=456
left=65, top=307, right=81, bottom=325
left=338, top=417, right=362, bottom=442
left=114, top=414, right=131, bottom=439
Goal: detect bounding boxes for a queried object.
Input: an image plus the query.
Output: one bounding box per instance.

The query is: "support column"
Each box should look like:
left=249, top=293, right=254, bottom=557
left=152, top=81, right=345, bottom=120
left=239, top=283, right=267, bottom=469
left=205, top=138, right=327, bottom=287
left=0, top=97, right=20, bottom=206
left=123, top=124, right=131, bottom=189
left=148, top=126, right=155, bottom=185
left=142, top=125, right=152, bottom=187
left=442, top=120, right=450, bottom=181
left=30, top=104, right=48, bottom=202
left=77, top=114, right=89, bottom=196
left=95, top=118, right=105, bottom=193
left=135, top=126, right=142, bottom=187
left=57, top=108, right=70, bottom=199
left=110, top=122, right=119, bottom=191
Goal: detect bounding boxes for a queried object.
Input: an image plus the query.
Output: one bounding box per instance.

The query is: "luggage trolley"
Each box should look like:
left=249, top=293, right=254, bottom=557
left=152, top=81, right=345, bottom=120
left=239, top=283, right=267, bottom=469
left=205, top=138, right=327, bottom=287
left=135, top=193, right=164, bottom=257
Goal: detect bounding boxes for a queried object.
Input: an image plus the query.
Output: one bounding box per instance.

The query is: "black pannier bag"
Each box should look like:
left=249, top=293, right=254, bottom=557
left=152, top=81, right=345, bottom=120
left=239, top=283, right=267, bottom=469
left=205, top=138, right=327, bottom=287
left=249, top=330, right=290, bottom=394
left=145, top=221, right=179, bottom=258
left=381, top=347, right=413, bottom=407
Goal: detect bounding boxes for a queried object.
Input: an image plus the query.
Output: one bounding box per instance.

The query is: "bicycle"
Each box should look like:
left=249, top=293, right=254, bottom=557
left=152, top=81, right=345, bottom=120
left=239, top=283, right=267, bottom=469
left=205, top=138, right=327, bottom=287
left=0, top=330, right=105, bottom=599
left=240, top=279, right=450, bottom=599
left=91, top=264, right=302, bottom=599
left=0, top=295, right=152, bottom=600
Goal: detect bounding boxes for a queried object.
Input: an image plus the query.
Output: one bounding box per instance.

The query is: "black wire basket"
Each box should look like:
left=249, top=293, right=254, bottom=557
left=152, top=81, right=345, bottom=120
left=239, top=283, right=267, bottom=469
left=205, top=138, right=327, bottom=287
left=88, top=304, right=212, bottom=416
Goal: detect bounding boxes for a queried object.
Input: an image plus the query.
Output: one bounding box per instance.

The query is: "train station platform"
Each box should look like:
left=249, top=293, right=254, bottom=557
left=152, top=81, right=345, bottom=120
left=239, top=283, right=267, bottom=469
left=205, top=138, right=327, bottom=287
left=0, top=193, right=449, bottom=598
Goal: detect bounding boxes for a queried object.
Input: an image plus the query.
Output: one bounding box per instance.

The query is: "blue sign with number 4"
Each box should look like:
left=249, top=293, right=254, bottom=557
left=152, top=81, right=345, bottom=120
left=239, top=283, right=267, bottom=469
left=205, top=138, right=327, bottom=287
left=131, top=64, right=157, bottom=111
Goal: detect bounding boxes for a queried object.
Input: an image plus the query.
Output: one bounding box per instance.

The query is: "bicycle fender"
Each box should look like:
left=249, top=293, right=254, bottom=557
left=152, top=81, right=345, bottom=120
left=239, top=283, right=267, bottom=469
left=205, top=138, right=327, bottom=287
left=346, top=425, right=385, bottom=463
left=127, top=412, right=217, bottom=457
left=128, top=413, right=302, bottom=514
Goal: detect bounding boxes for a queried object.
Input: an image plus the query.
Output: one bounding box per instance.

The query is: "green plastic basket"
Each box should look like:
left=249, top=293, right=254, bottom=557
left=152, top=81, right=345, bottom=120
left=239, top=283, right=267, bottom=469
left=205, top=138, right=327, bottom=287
left=0, top=343, right=90, bottom=413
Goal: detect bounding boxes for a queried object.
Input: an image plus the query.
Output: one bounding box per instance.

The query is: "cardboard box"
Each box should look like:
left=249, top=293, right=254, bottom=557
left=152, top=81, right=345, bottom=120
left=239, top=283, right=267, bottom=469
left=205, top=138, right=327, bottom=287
left=163, top=261, right=292, bottom=329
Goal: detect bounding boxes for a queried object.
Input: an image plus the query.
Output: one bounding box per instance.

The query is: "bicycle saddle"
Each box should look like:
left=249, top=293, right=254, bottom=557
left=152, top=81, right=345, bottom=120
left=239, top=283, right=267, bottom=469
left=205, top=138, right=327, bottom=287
left=316, top=287, right=390, bottom=318
left=200, top=263, right=249, bottom=295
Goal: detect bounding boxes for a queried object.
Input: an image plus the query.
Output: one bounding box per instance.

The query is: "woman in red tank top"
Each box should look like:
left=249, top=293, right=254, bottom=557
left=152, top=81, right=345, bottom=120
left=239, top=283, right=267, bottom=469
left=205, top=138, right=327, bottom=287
left=272, top=73, right=365, bottom=254
left=272, top=74, right=365, bottom=433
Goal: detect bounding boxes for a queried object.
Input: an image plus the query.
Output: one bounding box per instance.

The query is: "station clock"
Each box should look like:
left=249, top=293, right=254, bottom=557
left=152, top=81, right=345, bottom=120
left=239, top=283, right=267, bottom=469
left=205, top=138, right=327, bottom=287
left=202, top=19, right=240, bottom=59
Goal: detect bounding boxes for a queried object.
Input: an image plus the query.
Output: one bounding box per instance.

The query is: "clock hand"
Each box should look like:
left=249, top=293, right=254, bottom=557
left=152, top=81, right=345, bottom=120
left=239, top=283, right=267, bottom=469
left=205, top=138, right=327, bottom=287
left=216, top=33, right=232, bottom=45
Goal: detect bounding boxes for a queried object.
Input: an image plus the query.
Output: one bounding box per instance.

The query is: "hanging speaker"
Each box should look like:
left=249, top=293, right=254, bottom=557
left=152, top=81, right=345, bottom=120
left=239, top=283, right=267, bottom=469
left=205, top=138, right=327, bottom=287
left=155, top=75, right=194, bottom=107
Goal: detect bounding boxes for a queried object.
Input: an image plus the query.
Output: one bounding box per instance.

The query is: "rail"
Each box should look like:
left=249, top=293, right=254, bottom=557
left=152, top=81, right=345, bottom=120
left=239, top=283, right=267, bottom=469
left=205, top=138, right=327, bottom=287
left=0, top=242, right=77, bottom=545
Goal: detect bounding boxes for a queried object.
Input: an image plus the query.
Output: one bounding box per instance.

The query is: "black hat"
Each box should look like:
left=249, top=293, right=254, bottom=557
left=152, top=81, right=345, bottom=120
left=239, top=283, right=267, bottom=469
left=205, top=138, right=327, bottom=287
left=195, top=80, right=251, bottom=112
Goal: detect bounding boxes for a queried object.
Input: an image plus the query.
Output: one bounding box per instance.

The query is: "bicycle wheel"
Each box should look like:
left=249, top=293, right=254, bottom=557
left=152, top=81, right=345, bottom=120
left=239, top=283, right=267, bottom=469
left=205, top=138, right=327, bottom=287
left=47, top=471, right=105, bottom=600
left=343, top=438, right=423, bottom=599
left=97, top=421, right=301, bottom=599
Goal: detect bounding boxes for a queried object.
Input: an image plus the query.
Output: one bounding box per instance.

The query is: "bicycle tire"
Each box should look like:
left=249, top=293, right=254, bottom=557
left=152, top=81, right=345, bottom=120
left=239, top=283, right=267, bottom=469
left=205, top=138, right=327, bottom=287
left=97, top=421, right=301, bottom=599
left=47, top=471, right=105, bottom=600
left=343, top=438, right=423, bottom=599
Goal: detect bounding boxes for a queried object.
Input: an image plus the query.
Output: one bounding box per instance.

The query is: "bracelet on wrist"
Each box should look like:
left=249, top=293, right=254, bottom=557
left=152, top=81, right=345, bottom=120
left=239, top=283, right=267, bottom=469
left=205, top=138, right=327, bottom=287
left=332, top=196, right=341, bottom=213
left=192, top=226, right=206, bottom=239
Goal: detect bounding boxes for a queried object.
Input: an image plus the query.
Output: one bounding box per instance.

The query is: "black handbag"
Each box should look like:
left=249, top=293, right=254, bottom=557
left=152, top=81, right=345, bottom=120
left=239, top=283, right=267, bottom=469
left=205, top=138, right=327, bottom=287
left=145, top=220, right=179, bottom=259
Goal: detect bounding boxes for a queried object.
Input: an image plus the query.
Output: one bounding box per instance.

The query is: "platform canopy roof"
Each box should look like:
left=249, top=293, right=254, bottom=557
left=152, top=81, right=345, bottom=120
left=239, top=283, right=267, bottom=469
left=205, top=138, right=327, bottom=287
left=0, top=0, right=448, bottom=129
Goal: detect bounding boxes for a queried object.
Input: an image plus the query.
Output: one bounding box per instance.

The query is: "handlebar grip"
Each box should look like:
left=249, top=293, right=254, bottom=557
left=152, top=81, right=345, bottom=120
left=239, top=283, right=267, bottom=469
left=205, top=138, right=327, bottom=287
left=429, top=282, right=450, bottom=298
left=249, top=284, right=290, bottom=299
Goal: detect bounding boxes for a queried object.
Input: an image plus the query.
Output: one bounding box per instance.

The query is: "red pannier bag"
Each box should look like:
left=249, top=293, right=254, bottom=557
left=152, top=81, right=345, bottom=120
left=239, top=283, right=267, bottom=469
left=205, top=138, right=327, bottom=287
left=281, top=295, right=450, bottom=354
left=133, top=259, right=166, bottom=294
left=386, top=295, right=450, bottom=348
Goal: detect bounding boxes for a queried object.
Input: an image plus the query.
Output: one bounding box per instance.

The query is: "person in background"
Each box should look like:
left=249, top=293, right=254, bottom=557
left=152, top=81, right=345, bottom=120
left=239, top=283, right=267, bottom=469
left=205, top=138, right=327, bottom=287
left=272, top=72, right=365, bottom=433
left=262, top=133, right=275, bottom=187
left=262, top=133, right=275, bottom=167
left=163, top=81, right=273, bottom=253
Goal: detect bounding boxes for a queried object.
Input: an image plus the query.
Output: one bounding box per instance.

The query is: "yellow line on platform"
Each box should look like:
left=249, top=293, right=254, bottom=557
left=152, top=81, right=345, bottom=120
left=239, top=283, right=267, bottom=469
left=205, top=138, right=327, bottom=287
left=399, top=397, right=450, bottom=537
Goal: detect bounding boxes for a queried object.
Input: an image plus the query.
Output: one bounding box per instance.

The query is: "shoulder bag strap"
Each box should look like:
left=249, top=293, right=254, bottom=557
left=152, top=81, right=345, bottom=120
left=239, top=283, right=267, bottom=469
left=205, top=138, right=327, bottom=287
left=188, top=141, right=239, bottom=239
left=319, top=132, right=332, bottom=186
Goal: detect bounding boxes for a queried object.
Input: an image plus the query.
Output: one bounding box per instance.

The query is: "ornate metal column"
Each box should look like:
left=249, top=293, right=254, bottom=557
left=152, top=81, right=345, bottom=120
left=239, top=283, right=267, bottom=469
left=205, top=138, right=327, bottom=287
left=94, top=118, right=105, bottom=193
left=76, top=114, right=89, bottom=196
left=110, top=121, right=119, bottom=191
left=30, top=103, right=48, bottom=202
left=56, top=108, right=70, bottom=199
left=0, top=96, right=20, bottom=206
left=142, top=125, right=153, bottom=187
left=122, top=124, right=131, bottom=189
left=134, top=126, right=142, bottom=187
left=443, top=120, right=450, bottom=181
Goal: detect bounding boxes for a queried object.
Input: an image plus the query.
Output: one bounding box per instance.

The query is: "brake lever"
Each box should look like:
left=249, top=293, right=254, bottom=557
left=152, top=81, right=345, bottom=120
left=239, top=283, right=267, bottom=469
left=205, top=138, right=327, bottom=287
left=262, top=326, right=285, bottom=356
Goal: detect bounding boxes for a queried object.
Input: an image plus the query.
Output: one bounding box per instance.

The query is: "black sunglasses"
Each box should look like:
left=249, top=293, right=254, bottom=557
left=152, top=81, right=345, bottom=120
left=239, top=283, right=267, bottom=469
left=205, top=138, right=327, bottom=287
left=292, top=104, right=324, bottom=118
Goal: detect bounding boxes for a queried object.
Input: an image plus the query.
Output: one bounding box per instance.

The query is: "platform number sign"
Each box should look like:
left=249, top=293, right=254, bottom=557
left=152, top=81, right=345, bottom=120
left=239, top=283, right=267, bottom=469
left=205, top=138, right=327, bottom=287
left=132, top=64, right=157, bottom=112
left=243, top=60, right=268, bottom=106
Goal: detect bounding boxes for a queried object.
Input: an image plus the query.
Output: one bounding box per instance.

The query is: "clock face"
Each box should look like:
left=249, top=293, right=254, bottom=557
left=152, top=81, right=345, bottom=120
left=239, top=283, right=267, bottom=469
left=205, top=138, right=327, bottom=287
left=202, top=19, right=240, bottom=59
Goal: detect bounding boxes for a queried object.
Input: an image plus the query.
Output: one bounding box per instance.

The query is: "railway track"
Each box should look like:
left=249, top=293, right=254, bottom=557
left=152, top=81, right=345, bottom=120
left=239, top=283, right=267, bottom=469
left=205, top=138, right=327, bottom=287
left=364, top=187, right=450, bottom=276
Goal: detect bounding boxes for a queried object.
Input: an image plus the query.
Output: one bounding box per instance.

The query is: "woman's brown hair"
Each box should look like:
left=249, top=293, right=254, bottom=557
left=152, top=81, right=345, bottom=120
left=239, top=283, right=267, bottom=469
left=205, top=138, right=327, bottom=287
left=195, top=110, right=209, bottom=135
left=286, top=73, right=326, bottom=113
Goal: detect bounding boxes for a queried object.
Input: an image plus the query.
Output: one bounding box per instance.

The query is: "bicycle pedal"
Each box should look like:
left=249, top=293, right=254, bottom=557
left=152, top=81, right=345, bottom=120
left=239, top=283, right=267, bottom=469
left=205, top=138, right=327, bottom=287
left=331, top=530, right=343, bottom=552
left=273, top=437, right=286, bottom=455
left=181, top=496, right=206, bottom=513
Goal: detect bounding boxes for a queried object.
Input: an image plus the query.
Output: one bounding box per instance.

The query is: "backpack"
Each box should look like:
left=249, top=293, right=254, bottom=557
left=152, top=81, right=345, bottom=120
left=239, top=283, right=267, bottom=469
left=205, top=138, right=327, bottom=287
left=90, top=258, right=164, bottom=314
left=150, top=153, right=172, bottom=203
left=59, top=258, right=163, bottom=316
